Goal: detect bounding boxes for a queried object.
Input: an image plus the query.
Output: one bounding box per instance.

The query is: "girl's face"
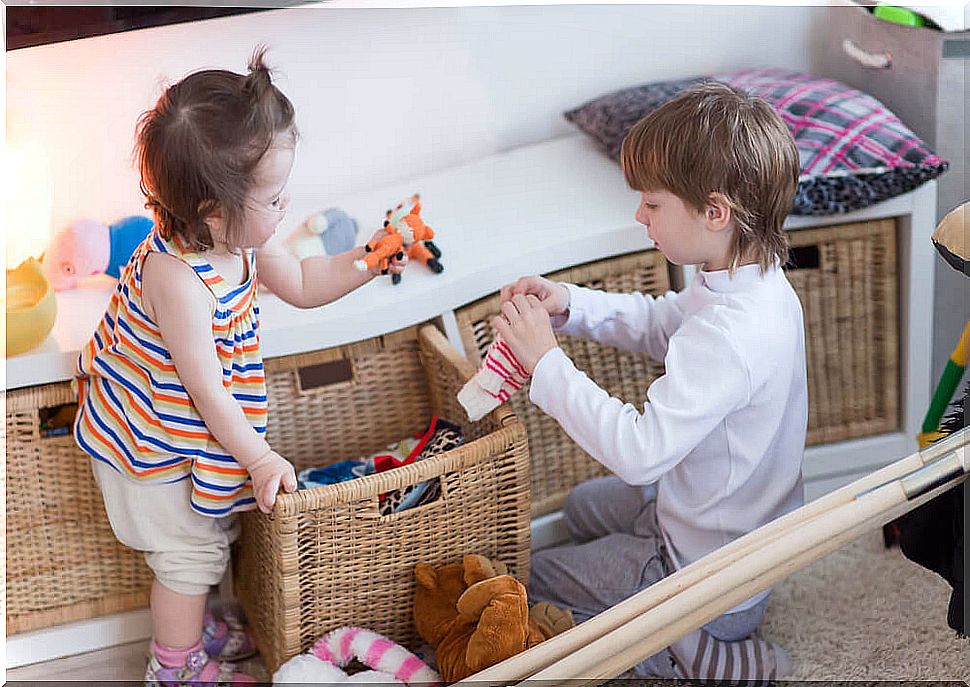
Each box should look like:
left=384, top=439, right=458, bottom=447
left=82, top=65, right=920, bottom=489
left=242, top=138, right=295, bottom=248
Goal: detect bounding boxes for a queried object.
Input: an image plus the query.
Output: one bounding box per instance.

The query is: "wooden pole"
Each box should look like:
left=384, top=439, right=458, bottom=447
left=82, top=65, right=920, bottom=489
left=461, top=427, right=967, bottom=686
left=553, top=474, right=964, bottom=685
left=524, top=443, right=968, bottom=684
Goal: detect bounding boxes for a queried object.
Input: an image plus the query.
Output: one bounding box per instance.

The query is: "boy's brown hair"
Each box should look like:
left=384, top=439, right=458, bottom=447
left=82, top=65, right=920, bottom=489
left=620, top=81, right=799, bottom=273
left=135, top=47, right=297, bottom=252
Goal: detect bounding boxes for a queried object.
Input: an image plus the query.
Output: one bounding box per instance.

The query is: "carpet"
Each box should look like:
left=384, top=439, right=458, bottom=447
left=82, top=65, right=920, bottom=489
left=761, top=531, right=968, bottom=681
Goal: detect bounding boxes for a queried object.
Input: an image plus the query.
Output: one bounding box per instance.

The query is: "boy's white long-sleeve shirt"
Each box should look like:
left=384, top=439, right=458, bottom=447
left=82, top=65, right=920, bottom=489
left=530, top=263, right=807, bottom=611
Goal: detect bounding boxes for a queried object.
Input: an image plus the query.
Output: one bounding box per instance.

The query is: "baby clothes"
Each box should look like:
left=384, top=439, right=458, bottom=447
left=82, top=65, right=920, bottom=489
left=298, top=417, right=463, bottom=515
left=91, top=458, right=238, bottom=596
left=74, top=229, right=265, bottom=517
left=458, top=335, right=530, bottom=421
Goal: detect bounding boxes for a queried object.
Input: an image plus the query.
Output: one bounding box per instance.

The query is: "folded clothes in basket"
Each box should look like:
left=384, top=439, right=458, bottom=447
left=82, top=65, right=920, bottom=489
left=297, top=416, right=464, bottom=515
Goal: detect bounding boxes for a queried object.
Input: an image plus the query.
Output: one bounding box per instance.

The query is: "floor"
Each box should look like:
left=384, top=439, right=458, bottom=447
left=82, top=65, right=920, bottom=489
left=6, top=640, right=270, bottom=683
left=7, top=532, right=968, bottom=683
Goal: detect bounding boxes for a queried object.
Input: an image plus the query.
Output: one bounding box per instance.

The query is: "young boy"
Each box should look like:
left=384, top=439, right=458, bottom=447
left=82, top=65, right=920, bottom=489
left=494, top=82, right=806, bottom=681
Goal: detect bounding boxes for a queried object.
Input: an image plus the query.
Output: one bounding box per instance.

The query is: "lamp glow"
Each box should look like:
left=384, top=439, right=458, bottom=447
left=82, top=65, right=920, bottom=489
left=4, top=138, right=54, bottom=270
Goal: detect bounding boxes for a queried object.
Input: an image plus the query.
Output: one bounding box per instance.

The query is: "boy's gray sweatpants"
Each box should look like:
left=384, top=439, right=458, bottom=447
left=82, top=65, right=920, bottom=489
left=529, top=476, right=768, bottom=677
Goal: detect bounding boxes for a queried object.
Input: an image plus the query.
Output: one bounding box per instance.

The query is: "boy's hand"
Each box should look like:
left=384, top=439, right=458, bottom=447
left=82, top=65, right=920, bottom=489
left=365, top=227, right=408, bottom=276
left=492, top=294, right=559, bottom=373
left=247, top=449, right=298, bottom=514
left=500, top=276, right=569, bottom=317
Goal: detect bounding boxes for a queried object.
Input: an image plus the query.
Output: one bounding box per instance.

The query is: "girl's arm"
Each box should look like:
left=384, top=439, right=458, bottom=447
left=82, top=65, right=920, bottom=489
left=142, top=252, right=295, bottom=511
left=255, top=232, right=405, bottom=309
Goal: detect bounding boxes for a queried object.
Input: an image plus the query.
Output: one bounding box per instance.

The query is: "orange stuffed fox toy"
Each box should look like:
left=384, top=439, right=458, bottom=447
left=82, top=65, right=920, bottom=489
left=353, top=194, right=443, bottom=279
left=413, top=554, right=573, bottom=682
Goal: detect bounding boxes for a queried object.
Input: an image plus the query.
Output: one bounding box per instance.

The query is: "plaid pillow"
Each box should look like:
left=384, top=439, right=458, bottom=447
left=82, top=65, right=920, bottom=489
left=564, top=76, right=706, bottom=162
left=563, top=68, right=948, bottom=216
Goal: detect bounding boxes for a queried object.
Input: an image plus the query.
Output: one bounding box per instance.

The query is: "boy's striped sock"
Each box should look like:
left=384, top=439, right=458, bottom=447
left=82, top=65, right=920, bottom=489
left=458, top=335, right=530, bottom=421
left=669, top=628, right=792, bottom=685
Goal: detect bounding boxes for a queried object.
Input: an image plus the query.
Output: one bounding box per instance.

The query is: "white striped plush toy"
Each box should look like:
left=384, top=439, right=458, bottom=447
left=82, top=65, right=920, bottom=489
left=273, top=626, right=440, bottom=685
left=457, top=334, right=530, bottom=422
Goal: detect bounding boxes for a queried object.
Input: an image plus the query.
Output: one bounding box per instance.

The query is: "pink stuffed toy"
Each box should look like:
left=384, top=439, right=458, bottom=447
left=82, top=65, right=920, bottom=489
left=42, top=216, right=153, bottom=291
left=272, top=626, right=440, bottom=685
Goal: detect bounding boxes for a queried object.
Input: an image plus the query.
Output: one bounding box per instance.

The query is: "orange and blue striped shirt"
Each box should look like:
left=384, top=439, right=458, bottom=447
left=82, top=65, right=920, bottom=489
left=74, top=230, right=264, bottom=517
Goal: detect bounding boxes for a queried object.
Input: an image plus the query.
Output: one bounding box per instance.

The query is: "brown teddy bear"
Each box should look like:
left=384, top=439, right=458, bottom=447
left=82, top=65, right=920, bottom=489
left=413, top=554, right=573, bottom=682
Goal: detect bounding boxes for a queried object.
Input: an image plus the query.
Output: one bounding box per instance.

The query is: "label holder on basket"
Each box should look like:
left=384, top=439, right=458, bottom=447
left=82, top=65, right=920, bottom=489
left=295, top=357, right=357, bottom=393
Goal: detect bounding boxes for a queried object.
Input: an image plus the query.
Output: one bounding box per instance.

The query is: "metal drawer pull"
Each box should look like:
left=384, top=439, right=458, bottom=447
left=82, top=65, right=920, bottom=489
left=842, top=38, right=892, bottom=69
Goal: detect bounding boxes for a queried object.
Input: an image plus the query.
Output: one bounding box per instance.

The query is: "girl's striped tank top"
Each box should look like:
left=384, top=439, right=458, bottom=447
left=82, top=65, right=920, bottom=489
left=74, top=230, right=265, bottom=516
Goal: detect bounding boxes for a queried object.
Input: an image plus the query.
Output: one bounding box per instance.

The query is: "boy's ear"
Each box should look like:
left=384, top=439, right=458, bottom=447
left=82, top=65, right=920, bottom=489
left=704, top=193, right=733, bottom=233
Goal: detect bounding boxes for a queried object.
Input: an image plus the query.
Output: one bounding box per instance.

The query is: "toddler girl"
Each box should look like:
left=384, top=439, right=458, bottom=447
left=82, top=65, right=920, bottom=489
left=74, top=49, right=404, bottom=685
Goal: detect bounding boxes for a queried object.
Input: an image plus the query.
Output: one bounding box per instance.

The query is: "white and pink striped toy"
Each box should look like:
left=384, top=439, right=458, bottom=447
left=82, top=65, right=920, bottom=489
left=457, top=335, right=530, bottom=422
left=273, top=626, right=440, bottom=685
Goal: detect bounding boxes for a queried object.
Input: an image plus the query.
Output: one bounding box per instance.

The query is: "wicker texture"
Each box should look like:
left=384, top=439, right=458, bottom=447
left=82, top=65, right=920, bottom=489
left=5, top=383, right=153, bottom=634
left=235, top=325, right=532, bottom=673
left=786, top=219, right=899, bottom=444
left=455, top=250, right=671, bottom=515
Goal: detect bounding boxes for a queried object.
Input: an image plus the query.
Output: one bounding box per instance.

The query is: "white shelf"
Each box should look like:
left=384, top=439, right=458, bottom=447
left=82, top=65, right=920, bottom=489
left=3, top=134, right=939, bottom=666
left=6, top=135, right=648, bottom=391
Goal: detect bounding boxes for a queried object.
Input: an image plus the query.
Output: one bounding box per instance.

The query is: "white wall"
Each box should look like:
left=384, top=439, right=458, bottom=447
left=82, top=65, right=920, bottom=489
left=7, top=4, right=828, bottom=241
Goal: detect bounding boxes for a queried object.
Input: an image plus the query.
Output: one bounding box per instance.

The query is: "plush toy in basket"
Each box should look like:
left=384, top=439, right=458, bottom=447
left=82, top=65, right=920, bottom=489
left=354, top=194, right=444, bottom=284
left=273, top=626, right=440, bottom=685
left=42, top=215, right=153, bottom=291
left=413, top=554, right=574, bottom=682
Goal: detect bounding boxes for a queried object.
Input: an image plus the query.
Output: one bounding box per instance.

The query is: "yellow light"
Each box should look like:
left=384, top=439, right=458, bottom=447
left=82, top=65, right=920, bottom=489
left=4, top=138, right=54, bottom=270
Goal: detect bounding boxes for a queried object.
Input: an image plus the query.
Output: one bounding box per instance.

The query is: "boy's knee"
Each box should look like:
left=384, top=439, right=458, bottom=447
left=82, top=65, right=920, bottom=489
left=562, top=482, right=593, bottom=527
left=563, top=477, right=615, bottom=525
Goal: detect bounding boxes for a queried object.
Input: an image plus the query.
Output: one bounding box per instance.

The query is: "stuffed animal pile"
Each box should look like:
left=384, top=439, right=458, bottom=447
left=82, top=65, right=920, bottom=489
left=412, top=554, right=573, bottom=682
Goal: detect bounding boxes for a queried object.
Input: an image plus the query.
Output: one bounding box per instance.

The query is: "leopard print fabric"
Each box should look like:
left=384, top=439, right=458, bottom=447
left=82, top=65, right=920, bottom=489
left=378, top=421, right=464, bottom=516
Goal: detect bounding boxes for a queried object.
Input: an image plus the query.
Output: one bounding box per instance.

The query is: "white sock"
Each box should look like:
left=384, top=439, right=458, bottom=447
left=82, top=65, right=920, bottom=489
left=669, top=628, right=792, bottom=685
left=458, top=335, right=530, bottom=421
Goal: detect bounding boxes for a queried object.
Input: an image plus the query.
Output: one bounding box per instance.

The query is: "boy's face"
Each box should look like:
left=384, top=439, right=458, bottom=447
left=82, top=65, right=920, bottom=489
left=635, top=190, right=710, bottom=266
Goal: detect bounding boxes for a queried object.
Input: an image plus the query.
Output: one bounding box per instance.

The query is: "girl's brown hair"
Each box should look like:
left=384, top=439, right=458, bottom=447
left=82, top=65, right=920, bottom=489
left=135, top=47, right=297, bottom=251
left=620, top=81, right=800, bottom=273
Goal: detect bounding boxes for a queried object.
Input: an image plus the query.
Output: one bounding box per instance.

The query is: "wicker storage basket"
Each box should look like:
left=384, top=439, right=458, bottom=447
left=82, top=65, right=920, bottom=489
left=454, top=250, right=670, bottom=516
left=786, top=218, right=899, bottom=445
left=5, top=382, right=154, bottom=634
left=234, top=324, right=532, bottom=673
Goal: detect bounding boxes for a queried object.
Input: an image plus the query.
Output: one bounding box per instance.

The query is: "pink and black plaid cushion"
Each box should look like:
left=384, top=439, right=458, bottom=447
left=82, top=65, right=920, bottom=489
left=564, top=68, right=948, bottom=216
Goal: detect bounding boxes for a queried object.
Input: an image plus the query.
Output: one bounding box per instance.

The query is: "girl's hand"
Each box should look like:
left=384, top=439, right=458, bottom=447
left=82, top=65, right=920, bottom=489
left=500, top=276, right=570, bottom=317
left=491, top=294, right=559, bottom=373
left=365, top=228, right=408, bottom=276
left=247, top=449, right=298, bottom=514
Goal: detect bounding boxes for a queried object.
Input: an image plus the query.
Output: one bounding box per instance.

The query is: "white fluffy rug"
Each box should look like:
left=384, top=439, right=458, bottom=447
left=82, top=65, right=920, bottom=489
left=761, top=531, right=968, bottom=681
